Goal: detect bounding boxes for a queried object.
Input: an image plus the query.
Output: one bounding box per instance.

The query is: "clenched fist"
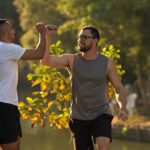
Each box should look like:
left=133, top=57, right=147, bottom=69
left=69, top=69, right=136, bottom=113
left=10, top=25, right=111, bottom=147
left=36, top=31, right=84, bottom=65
left=35, top=23, right=46, bottom=33
left=46, top=24, right=57, bottom=35
left=46, top=24, right=57, bottom=30
left=118, top=109, right=128, bottom=121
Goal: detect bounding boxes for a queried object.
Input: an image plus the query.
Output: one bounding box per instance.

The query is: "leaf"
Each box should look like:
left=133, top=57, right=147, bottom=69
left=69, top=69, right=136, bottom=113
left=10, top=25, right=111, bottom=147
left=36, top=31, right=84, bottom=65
left=20, top=112, right=28, bottom=120
left=43, top=101, right=54, bottom=113
left=59, top=84, right=65, bottom=90
left=32, top=80, right=41, bottom=87
left=40, top=119, right=45, bottom=127
left=47, top=101, right=54, bottom=108
left=26, top=97, right=33, bottom=104
left=40, top=83, right=47, bottom=91
left=18, top=102, right=25, bottom=108
left=31, top=117, right=38, bottom=122
left=31, top=122, right=36, bottom=128
left=27, top=73, right=34, bottom=80
left=56, top=124, right=62, bottom=129
left=41, top=92, right=48, bottom=98
left=56, top=102, right=62, bottom=110
left=121, top=127, right=128, bottom=135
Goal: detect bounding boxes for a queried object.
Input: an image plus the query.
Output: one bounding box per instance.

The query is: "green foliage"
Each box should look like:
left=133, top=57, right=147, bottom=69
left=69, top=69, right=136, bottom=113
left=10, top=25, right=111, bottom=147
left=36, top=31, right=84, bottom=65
left=19, top=41, right=124, bottom=129
left=121, top=127, right=128, bottom=135
left=102, top=45, right=125, bottom=76
left=13, top=0, right=66, bottom=47
left=19, top=41, right=71, bottom=128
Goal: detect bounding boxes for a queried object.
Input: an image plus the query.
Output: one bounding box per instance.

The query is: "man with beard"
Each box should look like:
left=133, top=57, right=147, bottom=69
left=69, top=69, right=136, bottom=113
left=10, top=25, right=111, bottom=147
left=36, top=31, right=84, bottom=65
left=0, top=19, right=51, bottom=150
left=42, top=25, right=128, bottom=150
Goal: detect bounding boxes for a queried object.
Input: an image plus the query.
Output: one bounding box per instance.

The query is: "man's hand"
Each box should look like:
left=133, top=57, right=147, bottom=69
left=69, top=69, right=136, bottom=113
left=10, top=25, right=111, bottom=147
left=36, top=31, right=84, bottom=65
left=118, top=108, right=128, bottom=121
left=46, top=24, right=57, bottom=35
left=35, top=23, right=46, bottom=33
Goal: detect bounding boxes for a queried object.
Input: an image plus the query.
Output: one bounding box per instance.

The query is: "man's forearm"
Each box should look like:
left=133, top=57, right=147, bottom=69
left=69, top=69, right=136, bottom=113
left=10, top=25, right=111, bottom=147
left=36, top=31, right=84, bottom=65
left=41, top=36, right=51, bottom=65
left=116, top=85, right=128, bottom=121
left=35, top=33, right=47, bottom=58
left=116, top=85, right=127, bottom=110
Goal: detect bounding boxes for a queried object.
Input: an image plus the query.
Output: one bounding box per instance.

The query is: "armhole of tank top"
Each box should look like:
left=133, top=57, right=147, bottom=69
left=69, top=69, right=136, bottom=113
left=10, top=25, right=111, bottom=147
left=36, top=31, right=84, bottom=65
left=105, top=57, right=109, bottom=82
left=73, top=53, right=80, bottom=65
left=72, top=54, right=78, bottom=79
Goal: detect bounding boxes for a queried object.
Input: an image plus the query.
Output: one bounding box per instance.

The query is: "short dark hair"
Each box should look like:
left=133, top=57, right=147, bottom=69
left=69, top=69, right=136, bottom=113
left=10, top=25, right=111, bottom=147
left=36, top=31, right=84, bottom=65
left=0, top=19, right=7, bottom=26
left=81, top=26, right=100, bottom=41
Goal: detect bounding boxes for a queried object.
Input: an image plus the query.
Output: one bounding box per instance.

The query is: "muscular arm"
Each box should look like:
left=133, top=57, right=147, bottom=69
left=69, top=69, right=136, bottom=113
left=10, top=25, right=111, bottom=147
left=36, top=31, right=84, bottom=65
left=42, top=54, right=73, bottom=69
left=107, top=59, right=127, bottom=110
left=41, top=36, right=73, bottom=69
left=20, top=23, right=47, bottom=60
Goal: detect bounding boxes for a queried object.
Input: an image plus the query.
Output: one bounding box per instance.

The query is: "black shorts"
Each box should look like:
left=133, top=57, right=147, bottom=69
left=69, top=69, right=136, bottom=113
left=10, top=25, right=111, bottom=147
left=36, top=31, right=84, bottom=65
left=69, top=114, right=113, bottom=150
left=0, top=102, right=22, bottom=144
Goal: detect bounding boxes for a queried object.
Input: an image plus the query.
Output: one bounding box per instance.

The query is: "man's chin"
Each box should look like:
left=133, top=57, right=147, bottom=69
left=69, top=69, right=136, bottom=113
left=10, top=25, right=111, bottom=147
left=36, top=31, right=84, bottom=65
left=80, top=48, right=89, bottom=52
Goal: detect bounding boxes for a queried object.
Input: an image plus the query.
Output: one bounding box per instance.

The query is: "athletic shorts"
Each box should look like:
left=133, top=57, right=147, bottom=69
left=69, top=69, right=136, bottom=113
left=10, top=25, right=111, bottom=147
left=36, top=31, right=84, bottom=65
left=69, top=113, right=113, bottom=150
left=0, top=102, right=22, bottom=144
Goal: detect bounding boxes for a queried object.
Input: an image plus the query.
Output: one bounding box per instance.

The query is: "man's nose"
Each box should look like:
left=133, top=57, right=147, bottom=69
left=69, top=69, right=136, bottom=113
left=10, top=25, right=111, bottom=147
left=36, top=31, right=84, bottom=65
left=78, top=38, right=83, bottom=43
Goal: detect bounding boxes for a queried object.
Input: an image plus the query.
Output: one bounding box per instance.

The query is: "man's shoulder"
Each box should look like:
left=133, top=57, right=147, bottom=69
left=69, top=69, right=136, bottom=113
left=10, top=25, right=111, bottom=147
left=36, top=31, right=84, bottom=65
left=99, top=53, right=110, bottom=62
left=62, top=54, right=75, bottom=58
left=0, top=42, right=25, bottom=60
left=0, top=42, right=22, bottom=50
left=61, top=54, right=75, bottom=63
left=0, top=41, right=9, bottom=48
left=0, top=41, right=19, bottom=46
left=9, top=43, right=22, bottom=48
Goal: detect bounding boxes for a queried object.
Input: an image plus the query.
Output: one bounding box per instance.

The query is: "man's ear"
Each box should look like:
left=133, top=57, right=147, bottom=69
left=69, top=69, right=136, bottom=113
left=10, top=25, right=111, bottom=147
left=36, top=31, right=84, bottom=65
left=94, top=38, right=98, bottom=46
left=0, top=28, right=5, bottom=38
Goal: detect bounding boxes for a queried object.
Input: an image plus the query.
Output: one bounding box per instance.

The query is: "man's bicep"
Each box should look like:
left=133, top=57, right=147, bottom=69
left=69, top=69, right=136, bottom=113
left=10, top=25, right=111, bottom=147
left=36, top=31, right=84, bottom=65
left=20, top=49, right=40, bottom=60
left=107, top=59, right=122, bottom=92
left=45, top=55, right=69, bottom=69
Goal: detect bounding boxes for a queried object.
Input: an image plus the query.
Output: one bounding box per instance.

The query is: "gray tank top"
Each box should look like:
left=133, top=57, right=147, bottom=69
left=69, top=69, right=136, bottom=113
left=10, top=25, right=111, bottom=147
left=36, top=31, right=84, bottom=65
left=71, top=53, right=112, bottom=120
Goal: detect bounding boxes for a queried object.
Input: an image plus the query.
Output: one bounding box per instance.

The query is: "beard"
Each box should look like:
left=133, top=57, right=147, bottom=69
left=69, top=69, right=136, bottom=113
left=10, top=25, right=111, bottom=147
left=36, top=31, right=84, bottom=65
left=79, top=43, right=92, bottom=52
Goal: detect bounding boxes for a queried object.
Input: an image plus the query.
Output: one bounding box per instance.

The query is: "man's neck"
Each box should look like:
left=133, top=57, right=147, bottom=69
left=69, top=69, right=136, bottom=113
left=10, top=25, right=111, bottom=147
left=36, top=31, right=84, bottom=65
left=0, top=39, right=11, bottom=43
left=82, top=49, right=98, bottom=60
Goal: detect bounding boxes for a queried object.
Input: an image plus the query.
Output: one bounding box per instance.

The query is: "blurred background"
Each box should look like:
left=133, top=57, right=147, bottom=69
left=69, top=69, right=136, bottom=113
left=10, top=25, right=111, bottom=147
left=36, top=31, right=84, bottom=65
left=0, top=0, right=150, bottom=149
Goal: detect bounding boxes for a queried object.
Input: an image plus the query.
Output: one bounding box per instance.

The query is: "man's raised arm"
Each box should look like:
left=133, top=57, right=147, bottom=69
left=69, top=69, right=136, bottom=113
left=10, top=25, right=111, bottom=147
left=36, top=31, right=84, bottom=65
left=41, top=24, right=73, bottom=69
left=20, top=23, right=48, bottom=60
